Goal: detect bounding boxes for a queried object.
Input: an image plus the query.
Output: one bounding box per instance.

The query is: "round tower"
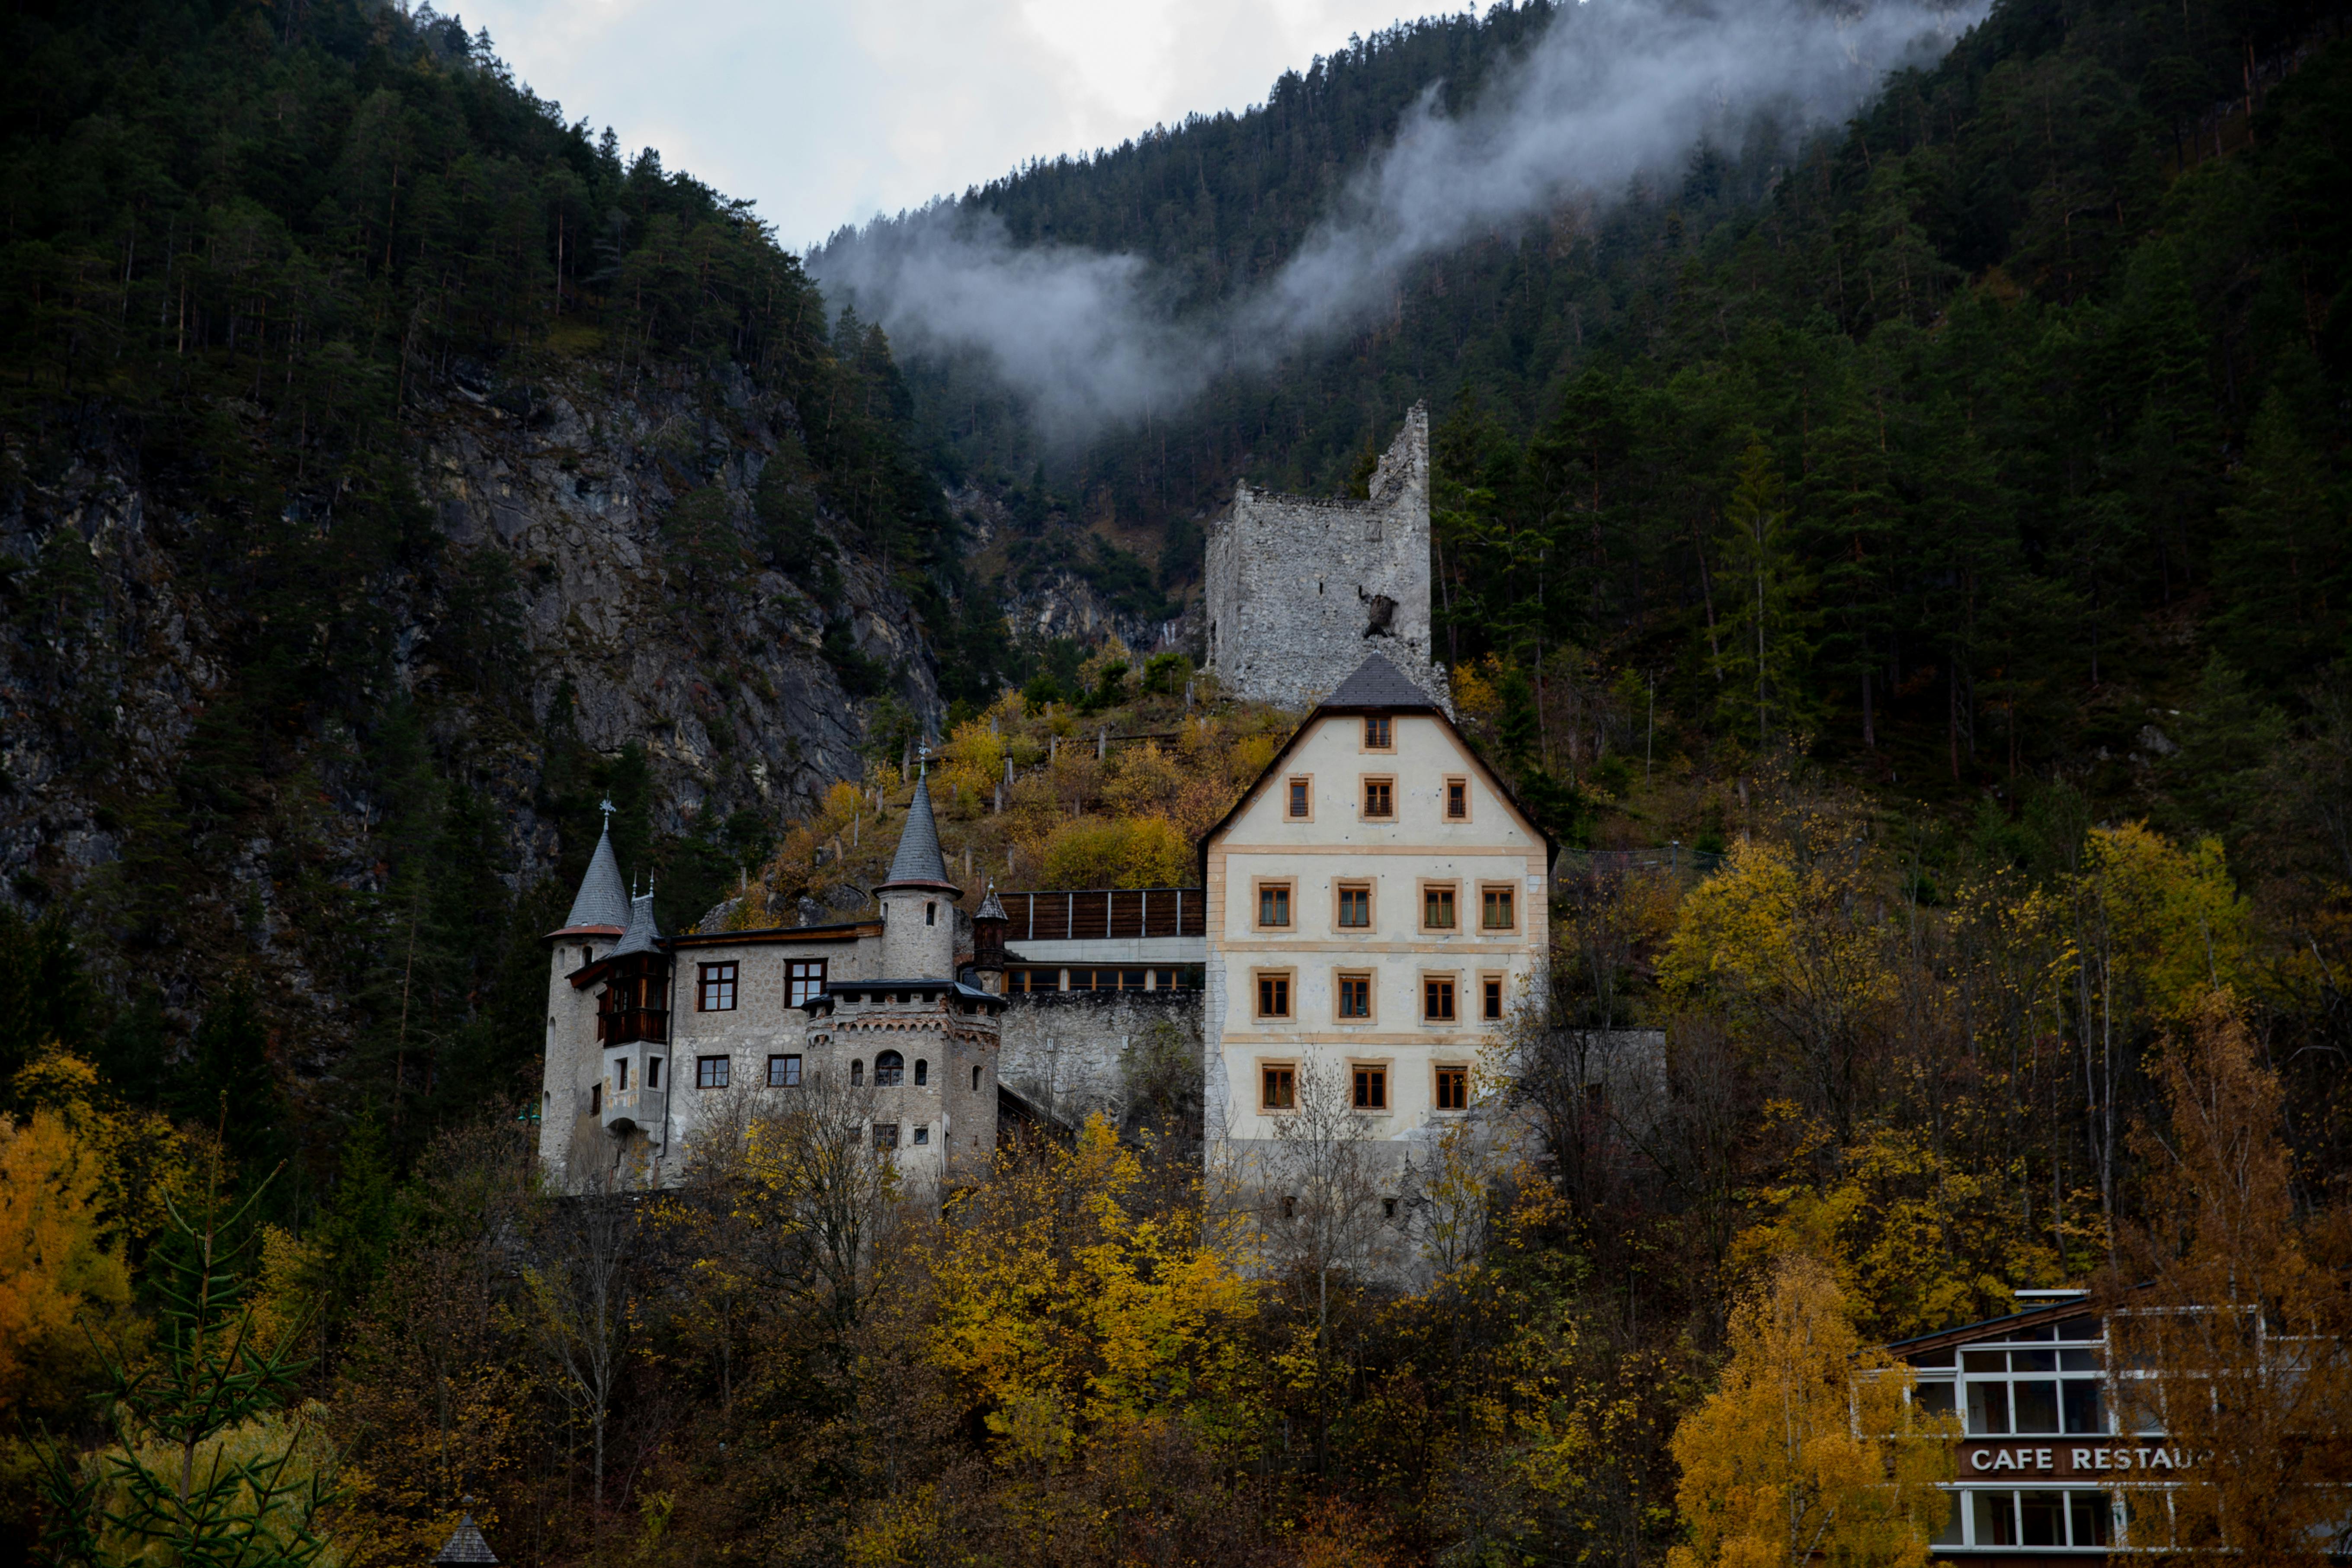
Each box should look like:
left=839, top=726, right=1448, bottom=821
left=875, top=770, right=960, bottom=978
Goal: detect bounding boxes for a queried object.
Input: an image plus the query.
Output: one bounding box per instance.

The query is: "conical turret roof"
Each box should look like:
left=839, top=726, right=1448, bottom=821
left=878, top=773, right=959, bottom=893
left=610, top=886, right=664, bottom=957
left=975, top=884, right=1007, bottom=922
left=432, top=1511, right=497, bottom=1565
left=559, top=820, right=630, bottom=932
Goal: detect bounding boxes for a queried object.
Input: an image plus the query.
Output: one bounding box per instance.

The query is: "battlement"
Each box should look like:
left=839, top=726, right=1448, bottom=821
left=1203, top=404, right=1451, bottom=714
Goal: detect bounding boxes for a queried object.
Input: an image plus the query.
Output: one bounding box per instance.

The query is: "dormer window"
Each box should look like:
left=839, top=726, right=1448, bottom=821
left=1364, top=714, right=1392, bottom=750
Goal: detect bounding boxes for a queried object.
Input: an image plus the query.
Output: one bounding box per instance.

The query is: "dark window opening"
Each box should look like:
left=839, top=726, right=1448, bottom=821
left=875, top=1050, right=904, bottom=1087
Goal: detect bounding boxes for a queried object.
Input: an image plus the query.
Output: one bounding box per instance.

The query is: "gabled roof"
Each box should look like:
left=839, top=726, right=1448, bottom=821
left=610, top=888, right=663, bottom=957
left=878, top=773, right=960, bottom=894
left=1323, top=650, right=1442, bottom=711
left=1196, top=653, right=1558, bottom=876
left=556, top=822, right=629, bottom=933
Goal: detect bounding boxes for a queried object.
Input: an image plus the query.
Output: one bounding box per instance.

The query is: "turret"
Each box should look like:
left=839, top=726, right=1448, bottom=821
left=874, top=770, right=960, bottom=979
left=594, top=885, right=670, bottom=1140
left=973, top=884, right=1008, bottom=994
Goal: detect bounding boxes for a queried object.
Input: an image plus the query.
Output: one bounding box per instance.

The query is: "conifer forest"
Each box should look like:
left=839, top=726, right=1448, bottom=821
left=1, top=0, right=2350, bottom=1565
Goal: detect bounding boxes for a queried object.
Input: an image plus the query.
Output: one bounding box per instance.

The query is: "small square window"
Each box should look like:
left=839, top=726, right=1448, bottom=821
left=699, top=962, right=738, bottom=1011
left=767, top=1054, right=801, bottom=1087
left=1257, top=882, right=1292, bottom=928
left=1337, top=973, right=1371, bottom=1019
left=1445, top=777, right=1468, bottom=820
left=1364, top=714, right=1392, bottom=749
left=1482, top=975, right=1504, bottom=1020
left=1436, top=1065, right=1469, bottom=1110
left=874, top=1122, right=899, bottom=1151
left=913, top=1125, right=930, bottom=1146
left=1482, top=885, right=1515, bottom=930
left=1262, top=1065, right=1296, bottom=1110
left=1352, top=1065, right=1387, bottom=1109
left=1257, top=973, right=1291, bottom=1018
left=1424, top=976, right=1456, bottom=1021
left=1337, top=883, right=1371, bottom=928
left=697, top=1055, right=731, bottom=1089
left=1423, top=885, right=1457, bottom=930
left=1363, top=778, right=1394, bottom=818
left=1287, top=777, right=1311, bottom=818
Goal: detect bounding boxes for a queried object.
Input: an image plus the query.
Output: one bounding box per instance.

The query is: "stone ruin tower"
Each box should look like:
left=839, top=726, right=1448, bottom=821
left=1203, top=403, right=1452, bottom=714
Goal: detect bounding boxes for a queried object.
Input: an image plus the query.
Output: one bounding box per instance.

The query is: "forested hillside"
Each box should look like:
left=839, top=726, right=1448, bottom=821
left=5, top=1, right=2352, bottom=1567
left=0, top=0, right=1027, bottom=1171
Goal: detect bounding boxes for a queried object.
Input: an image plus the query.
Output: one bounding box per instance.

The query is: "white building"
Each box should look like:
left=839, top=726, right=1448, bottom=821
left=1199, top=651, right=1553, bottom=1164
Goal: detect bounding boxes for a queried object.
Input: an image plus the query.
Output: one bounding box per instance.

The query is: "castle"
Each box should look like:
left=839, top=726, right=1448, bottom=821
left=538, top=407, right=1544, bottom=1203
left=1204, top=403, right=1452, bottom=713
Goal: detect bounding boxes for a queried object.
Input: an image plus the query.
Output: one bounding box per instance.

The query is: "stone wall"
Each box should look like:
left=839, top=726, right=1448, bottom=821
left=1203, top=403, right=1451, bottom=712
left=997, top=988, right=1204, bottom=1133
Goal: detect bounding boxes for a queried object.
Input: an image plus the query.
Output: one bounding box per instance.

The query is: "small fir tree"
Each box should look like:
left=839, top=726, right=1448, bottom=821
left=37, top=1153, right=336, bottom=1568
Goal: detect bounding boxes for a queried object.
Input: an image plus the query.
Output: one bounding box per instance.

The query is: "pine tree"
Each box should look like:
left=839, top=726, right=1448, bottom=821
left=1712, top=443, right=1815, bottom=746
left=37, top=1161, right=336, bottom=1568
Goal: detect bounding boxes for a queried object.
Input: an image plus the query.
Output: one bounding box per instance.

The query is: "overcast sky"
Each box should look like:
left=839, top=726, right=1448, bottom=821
left=451, top=0, right=1436, bottom=251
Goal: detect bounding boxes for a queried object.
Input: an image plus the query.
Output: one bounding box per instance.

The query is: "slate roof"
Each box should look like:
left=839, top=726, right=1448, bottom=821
left=560, top=824, right=630, bottom=931
left=877, top=774, right=959, bottom=891
left=432, top=1513, right=498, bottom=1566
left=610, top=888, right=663, bottom=957
left=1323, top=651, right=1442, bottom=710
left=975, top=885, right=1007, bottom=922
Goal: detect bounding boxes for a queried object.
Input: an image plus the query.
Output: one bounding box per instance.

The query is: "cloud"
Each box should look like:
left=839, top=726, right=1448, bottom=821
left=811, top=0, right=1987, bottom=442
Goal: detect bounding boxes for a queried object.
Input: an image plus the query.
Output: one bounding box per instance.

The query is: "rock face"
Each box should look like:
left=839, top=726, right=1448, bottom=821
left=0, top=354, right=939, bottom=1056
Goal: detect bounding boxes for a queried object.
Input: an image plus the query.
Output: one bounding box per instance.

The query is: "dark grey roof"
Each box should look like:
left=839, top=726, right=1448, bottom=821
left=975, top=885, right=1007, bottom=921
left=1323, top=651, right=1441, bottom=711
left=561, top=824, right=630, bottom=930
left=877, top=774, right=958, bottom=891
left=610, top=888, right=663, bottom=957
left=433, top=1515, right=497, bottom=1566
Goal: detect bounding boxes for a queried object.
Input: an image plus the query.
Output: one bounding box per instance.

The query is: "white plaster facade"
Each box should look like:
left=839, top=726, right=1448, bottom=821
left=1200, top=657, right=1549, bottom=1160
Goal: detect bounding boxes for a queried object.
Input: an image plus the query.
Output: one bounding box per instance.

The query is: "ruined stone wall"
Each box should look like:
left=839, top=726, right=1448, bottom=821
left=997, top=988, right=1203, bottom=1133
left=1204, top=404, right=1451, bottom=712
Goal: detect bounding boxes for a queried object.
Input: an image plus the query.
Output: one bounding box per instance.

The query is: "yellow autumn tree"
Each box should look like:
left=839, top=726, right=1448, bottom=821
left=1669, top=1255, right=1955, bottom=1568
left=924, top=1116, right=1257, bottom=1469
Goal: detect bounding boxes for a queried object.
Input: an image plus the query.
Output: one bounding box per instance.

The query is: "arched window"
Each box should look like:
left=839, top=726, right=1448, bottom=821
left=875, top=1050, right=904, bottom=1087
left=913, top=1058, right=928, bottom=1086
left=850, top=1059, right=864, bottom=1086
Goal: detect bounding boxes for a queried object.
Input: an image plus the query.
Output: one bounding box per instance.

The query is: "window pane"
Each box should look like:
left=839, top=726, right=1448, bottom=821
left=1339, top=887, right=1370, bottom=927
left=1483, top=977, right=1503, bottom=1019
left=2012, top=1348, right=2057, bottom=1373
left=2068, top=1492, right=2113, bottom=1546
left=2020, top=1492, right=2066, bottom=1547
left=1962, top=1350, right=2007, bottom=1373
left=1260, top=886, right=1290, bottom=926
left=1483, top=888, right=1512, bottom=928
left=2060, top=1348, right=2101, bottom=1372
left=1916, top=1381, right=1956, bottom=1418
left=2062, top=1380, right=2105, bottom=1434
left=1967, top=1380, right=2011, bottom=1435
left=1288, top=779, right=1308, bottom=816
left=1929, top=1494, right=1963, bottom=1547
left=1436, top=1066, right=1467, bottom=1110
left=1446, top=780, right=1466, bottom=818
left=2014, top=1380, right=2060, bottom=1433
left=1972, top=1491, right=2018, bottom=1547
left=1425, top=888, right=1455, bottom=927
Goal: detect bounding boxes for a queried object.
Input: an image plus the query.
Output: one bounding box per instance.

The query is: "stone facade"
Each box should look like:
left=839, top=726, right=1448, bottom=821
left=1203, top=404, right=1451, bottom=713
left=996, top=988, right=1202, bottom=1132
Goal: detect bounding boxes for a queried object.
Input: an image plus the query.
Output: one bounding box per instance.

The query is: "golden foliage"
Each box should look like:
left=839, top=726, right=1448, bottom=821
left=10, top=1051, right=197, bottom=1251
left=1669, top=1256, right=1954, bottom=1568
left=926, top=1117, right=1258, bottom=1469
left=1730, top=1125, right=2062, bottom=1342
left=0, top=1108, right=131, bottom=1416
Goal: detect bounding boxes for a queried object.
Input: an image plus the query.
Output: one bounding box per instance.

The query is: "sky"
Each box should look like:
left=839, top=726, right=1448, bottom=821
left=448, top=0, right=1437, bottom=251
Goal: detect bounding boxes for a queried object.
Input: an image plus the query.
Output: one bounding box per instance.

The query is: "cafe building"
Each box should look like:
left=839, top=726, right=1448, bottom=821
left=1890, top=1288, right=2186, bottom=1560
